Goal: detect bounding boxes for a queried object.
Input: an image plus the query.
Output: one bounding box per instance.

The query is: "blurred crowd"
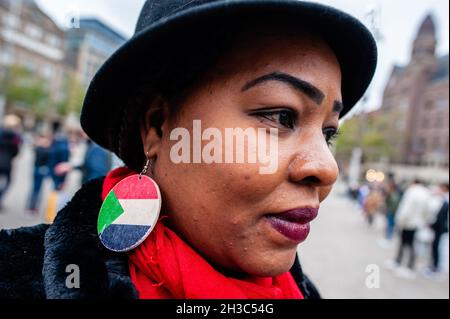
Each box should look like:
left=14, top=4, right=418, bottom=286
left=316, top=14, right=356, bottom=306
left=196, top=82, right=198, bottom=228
left=348, top=174, right=449, bottom=281
left=0, top=115, right=117, bottom=219
left=0, top=115, right=22, bottom=210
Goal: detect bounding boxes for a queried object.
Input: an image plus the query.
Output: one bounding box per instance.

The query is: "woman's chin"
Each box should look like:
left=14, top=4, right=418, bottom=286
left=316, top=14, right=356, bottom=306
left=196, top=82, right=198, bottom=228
left=236, top=249, right=298, bottom=277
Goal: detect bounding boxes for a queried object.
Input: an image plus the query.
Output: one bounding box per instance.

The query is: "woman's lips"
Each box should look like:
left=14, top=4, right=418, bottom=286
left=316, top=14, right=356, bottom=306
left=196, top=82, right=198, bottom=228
left=265, top=207, right=319, bottom=243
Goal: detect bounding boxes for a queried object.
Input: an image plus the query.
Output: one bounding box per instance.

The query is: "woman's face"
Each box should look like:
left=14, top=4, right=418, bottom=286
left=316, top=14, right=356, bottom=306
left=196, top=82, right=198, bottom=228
left=143, top=29, right=342, bottom=277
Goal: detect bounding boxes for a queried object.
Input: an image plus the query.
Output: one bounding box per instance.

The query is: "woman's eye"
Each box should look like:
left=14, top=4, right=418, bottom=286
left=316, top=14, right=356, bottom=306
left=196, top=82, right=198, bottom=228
left=255, top=109, right=296, bottom=129
left=323, top=127, right=340, bottom=147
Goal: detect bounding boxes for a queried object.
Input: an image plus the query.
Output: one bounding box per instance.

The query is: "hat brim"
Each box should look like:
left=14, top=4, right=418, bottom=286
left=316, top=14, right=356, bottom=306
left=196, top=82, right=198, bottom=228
left=81, top=0, right=377, bottom=152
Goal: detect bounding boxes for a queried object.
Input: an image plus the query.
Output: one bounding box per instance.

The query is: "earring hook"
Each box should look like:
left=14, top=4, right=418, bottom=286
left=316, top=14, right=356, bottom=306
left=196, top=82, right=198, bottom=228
left=139, top=151, right=151, bottom=180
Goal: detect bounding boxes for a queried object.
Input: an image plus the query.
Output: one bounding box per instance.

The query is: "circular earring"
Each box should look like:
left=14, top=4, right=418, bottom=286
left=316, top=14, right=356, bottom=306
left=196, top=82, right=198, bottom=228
left=97, top=155, right=162, bottom=252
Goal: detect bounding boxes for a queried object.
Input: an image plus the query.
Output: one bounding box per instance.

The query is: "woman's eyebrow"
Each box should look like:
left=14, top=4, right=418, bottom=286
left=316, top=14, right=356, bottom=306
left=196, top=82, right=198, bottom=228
left=241, top=71, right=325, bottom=105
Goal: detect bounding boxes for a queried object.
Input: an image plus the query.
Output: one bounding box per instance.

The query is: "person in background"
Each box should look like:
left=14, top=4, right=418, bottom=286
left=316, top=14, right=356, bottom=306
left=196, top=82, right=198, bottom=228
left=0, top=115, right=22, bottom=210
left=425, top=183, right=449, bottom=278
left=391, top=179, right=431, bottom=278
left=357, top=184, right=370, bottom=214
left=47, top=122, right=70, bottom=191
left=363, top=184, right=384, bottom=227
left=25, top=132, right=52, bottom=216
left=347, top=182, right=359, bottom=201
left=55, top=139, right=112, bottom=185
left=383, top=179, right=402, bottom=243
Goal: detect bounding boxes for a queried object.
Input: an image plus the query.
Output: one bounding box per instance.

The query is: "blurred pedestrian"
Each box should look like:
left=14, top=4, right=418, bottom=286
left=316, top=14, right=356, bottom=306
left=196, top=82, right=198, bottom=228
left=48, top=122, right=70, bottom=190
left=55, top=139, right=112, bottom=185
left=41, top=122, right=71, bottom=223
left=357, top=184, right=370, bottom=213
left=363, top=185, right=384, bottom=227
left=392, top=179, right=431, bottom=278
left=384, top=180, right=401, bottom=241
left=425, top=183, right=449, bottom=277
left=347, top=182, right=359, bottom=201
left=25, top=132, right=52, bottom=216
left=0, top=115, right=22, bottom=210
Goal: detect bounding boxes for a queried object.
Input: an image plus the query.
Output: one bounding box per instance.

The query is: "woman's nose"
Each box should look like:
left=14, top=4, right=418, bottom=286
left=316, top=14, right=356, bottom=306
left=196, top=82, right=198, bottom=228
left=287, top=133, right=339, bottom=188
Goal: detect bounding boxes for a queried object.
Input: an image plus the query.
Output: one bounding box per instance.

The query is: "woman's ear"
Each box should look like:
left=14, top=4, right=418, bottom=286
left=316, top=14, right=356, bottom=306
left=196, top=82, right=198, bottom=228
left=140, top=96, right=171, bottom=160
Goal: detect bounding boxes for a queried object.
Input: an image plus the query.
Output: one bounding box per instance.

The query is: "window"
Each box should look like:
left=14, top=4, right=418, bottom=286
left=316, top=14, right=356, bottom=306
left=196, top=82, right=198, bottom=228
left=432, top=137, right=440, bottom=150
left=41, top=64, right=54, bottom=80
left=414, top=138, right=426, bottom=153
left=425, top=101, right=434, bottom=110
left=436, top=99, right=447, bottom=109
left=25, top=23, right=43, bottom=39
left=2, top=13, right=19, bottom=29
left=47, top=35, right=61, bottom=48
left=399, top=98, right=409, bottom=111
left=23, top=59, right=37, bottom=72
left=0, top=47, right=14, bottom=65
left=435, top=114, right=444, bottom=127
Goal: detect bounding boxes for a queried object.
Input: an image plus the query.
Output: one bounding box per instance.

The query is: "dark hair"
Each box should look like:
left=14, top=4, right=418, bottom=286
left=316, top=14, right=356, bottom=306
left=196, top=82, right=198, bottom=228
left=52, top=121, right=61, bottom=134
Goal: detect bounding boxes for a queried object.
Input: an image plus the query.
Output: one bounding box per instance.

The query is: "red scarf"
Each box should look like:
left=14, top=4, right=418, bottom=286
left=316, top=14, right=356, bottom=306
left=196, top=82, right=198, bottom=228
left=102, top=168, right=304, bottom=299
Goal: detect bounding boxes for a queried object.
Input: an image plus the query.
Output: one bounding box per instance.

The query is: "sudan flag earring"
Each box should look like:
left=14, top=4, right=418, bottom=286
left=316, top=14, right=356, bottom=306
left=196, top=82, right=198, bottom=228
left=97, top=156, right=161, bottom=252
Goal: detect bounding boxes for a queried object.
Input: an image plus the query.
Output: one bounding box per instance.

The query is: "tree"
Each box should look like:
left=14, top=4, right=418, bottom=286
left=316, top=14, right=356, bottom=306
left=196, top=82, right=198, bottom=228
left=335, top=112, right=394, bottom=164
left=362, top=130, right=393, bottom=162
left=335, top=117, right=360, bottom=161
left=56, top=73, right=85, bottom=117
left=1, top=65, right=51, bottom=119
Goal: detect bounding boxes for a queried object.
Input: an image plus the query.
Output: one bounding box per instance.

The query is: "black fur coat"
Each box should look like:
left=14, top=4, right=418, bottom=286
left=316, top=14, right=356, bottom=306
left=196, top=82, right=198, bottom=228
left=0, top=178, right=320, bottom=299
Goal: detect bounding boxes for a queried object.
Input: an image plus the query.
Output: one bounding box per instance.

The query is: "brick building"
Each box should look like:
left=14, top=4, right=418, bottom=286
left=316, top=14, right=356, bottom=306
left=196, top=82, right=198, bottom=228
left=381, top=15, right=449, bottom=167
left=0, top=0, right=65, bottom=104
left=0, top=0, right=126, bottom=128
left=65, top=18, right=126, bottom=88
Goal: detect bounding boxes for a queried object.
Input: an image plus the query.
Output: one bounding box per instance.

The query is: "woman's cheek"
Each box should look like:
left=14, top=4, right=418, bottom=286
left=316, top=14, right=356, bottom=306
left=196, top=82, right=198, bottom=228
left=215, top=162, right=281, bottom=204
left=319, top=186, right=333, bottom=202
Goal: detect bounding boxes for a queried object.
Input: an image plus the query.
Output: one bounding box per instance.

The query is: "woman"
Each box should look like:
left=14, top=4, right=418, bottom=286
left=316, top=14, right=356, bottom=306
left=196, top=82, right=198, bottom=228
left=0, top=0, right=377, bottom=299
left=364, top=185, right=384, bottom=227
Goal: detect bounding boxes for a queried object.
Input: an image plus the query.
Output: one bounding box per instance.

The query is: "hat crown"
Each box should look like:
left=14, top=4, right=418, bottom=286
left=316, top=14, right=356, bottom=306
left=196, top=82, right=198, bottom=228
left=135, top=0, right=221, bottom=34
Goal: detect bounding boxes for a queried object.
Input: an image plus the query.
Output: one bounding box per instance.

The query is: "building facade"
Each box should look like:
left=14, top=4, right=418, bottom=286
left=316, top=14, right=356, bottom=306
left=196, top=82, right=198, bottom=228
left=381, top=15, right=449, bottom=167
left=0, top=0, right=65, bottom=104
left=0, top=1, right=127, bottom=127
left=65, top=18, right=126, bottom=88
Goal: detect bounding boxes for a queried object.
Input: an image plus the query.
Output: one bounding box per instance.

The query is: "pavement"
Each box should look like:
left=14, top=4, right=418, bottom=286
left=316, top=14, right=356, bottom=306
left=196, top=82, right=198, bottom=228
left=1, top=143, right=449, bottom=299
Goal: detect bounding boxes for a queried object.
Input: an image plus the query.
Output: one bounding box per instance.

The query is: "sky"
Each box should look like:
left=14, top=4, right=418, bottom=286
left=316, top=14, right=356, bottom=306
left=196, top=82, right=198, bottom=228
left=36, top=0, right=449, bottom=117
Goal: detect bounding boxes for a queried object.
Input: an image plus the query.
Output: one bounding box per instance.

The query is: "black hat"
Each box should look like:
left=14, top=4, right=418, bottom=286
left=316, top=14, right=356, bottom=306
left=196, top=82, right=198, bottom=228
left=81, top=0, right=377, bottom=157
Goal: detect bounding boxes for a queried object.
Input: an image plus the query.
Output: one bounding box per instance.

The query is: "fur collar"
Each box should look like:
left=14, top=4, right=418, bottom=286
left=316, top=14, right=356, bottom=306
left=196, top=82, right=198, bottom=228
left=42, top=178, right=138, bottom=298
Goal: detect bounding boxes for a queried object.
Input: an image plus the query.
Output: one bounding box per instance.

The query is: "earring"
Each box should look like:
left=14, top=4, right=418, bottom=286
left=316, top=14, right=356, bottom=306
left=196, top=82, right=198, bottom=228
left=97, top=153, right=162, bottom=252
